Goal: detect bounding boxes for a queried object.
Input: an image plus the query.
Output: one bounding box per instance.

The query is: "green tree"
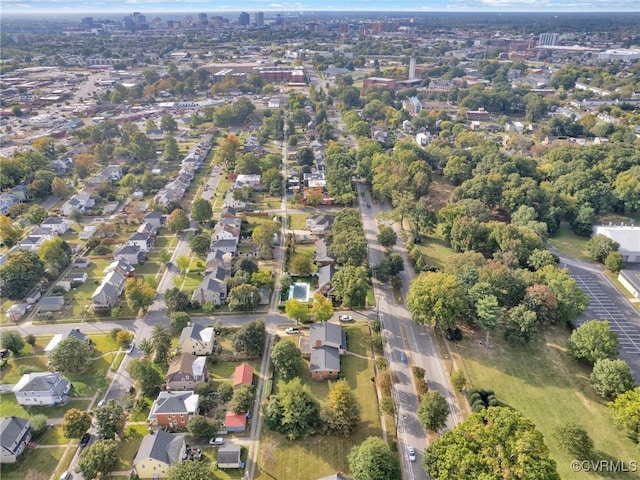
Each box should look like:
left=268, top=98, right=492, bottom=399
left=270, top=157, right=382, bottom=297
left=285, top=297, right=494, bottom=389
left=407, top=272, right=469, bottom=332
left=538, top=265, right=589, bottom=325
left=167, top=208, right=189, bottom=233
left=328, top=230, right=368, bottom=266
left=233, top=320, right=266, bottom=357
left=28, top=205, right=48, bottom=224
left=0, top=330, right=24, bottom=355
left=252, top=221, right=279, bottom=259
left=38, top=237, right=71, bottom=269
left=228, top=284, right=261, bottom=312
left=163, top=135, right=180, bottom=161
left=614, top=165, right=640, bottom=213
left=191, top=198, right=213, bottom=224
left=216, top=135, right=239, bottom=167
left=29, top=414, right=48, bottom=438
left=169, top=311, right=191, bottom=333
left=289, top=254, right=313, bottom=276
left=418, top=391, right=450, bottom=432
left=151, top=325, right=171, bottom=366
left=590, top=358, right=636, bottom=399
left=285, top=298, right=310, bottom=324
left=553, top=422, right=593, bottom=460
left=168, top=459, right=216, bottom=480
left=94, top=401, right=126, bottom=440
left=0, top=250, right=45, bottom=300
left=164, top=287, right=190, bottom=312
left=161, top=113, right=178, bottom=132
left=264, top=377, right=322, bottom=440
left=115, top=330, right=134, bottom=347
left=176, top=254, right=190, bottom=273
left=451, top=370, right=466, bottom=392
left=128, top=358, right=164, bottom=396
left=609, top=387, right=640, bottom=442
left=124, top=277, right=156, bottom=312
left=188, top=415, right=221, bottom=439
left=229, top=384, right=254, bottom=413
left=271, top=339, right=304, bottom=381
left=62, top=408, right=92, bottom=439
left=189, top=233, right=210, bottom=257
left=76, top=439, right=118, bottom=480
left=332, top=265, right=369, bottom=308
left=310, top=292, right=334, bottom=322
left=49, top=337, right=93, bottom=374
left=475, top=294, right=500, bottom=348
left=586, top=234, right=619, bottom=263
left=321, top=379, right=361, bottom=437
left=217, top=383, right=234, bottom=403
left=348, top=436, right=401, bottom=480
left=567, top=319, right=618, bottom=365
left=424, top=407, right=560, bottom=480
left=605, top=251, right=625, bottom=273
left=0, top=216, right=22, bottom=248
left=377, top=226, right=398, bottom=249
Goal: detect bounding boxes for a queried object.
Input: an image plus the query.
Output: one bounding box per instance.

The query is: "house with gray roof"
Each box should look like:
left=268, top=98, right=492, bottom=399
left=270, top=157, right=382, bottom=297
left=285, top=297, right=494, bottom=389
left=12, top=372, right=71, bottom=406
left=45, top=328, right=92, bottom=354
left=40, top=216, right=70, bottom=235
left=192, top=266, right=229, bottom=307
left=113, top=244, right=144, bottom=265
left=217, top=445, right=242, bottom=469
left=142, top=211, right=165, bottom=228
left=39, top=296, right=65, bottom=312
left=165, top=353, right=208, bottom=391
left=133, top=430, right=185, bottom=480
left=179, top=323, right=215, bottom=356
left=308, top=323, right=346, bottom=380
left=148, top=391, right=199, bottom=428
left=92, top=269, right=126, bottom=311
left=210, top=239, right=238, bottom=256
left=0, top=416, right=31, bottom=464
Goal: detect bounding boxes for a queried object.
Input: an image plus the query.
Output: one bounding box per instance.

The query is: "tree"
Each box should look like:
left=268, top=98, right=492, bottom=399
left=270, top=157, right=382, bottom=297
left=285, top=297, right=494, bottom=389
left=310, top=292, right=334, bottom=322
left=189, top=233, right=210, bottom=257
left=49, top=337, right=93, bottom=374
left=609, top=387, right=640, bottom=442
left=191, top=198, right=213, bottom=224
left=233, top=320, right=266, bottom=357
left=322, top=379, right=361, bottom=437
left=475, top=294, right=500, bottom=348
left=217, top=135, right=239, bottom=166
left=586, top=234, right=619, bottom=263
left=0, top=216, right=23, bottom=248
left=348, top=436, right=401, bottom=480
left=127, top=358, right=164, bottom=396
left=63, top=408, right=92, bottom=439
left=252, top=221, right=279, bottom=259
left=229, top=384, right=254, bottom=413
left=228, top=283, right=261, bottom=312
left=567, top=319, right=618, bottom=365
left=235, top=257, right=259, bottom=275
left=94, top=400, right=126, bottom=440
left=167, top=209, right=189, bottom=233
left=264, top=377, right=322, bottom=440
left=285, top=298, right=310, bottom=324
left=332, top=265, right=370, bottom=308
left=271, top=339, right=304, bottom=381
left=538, top=265, right=589, bottom=325
left=451, top=370, right=466, bottom=392
left=377, top=226, right=397, bottom=249
left=407, top=272, right=469, bottom=332
left=170, top=311, right=191, bottom=333
left=218, top=383, right=234, bottom=403
left=424, top=407, right=560, bottom=480
left=161, top=113, right=178, bottom=132
left=614, top=165, right=640, bottom=213
left=289, top=254, right=313, bottom=276
left=188, top=415, right=221, bottom=439
left=163, top=135, right=180, bottom=161
left=151, top=325, right=171, bottom=366
left=176, top=254, right=190, bottom=273
left=0, top=250, right=45, bottom=300
left=38, top=237, right=71, bottom=269
left=51, top=177, right=70, bottom=198
left=417, top=391, right=450, bottom=432
left=553, top=423, right=594, bottom=460
left=0, top=330, right=24, bottom=355
left=30, top=415, right=48, bottom=438
left=115, top=330, right=134, bottom=346
left=605, top=251, right=625, bottom=273
left=164, top=287, right=190, bottom=312
left=590, top=358, right=636, bottom=399
left=124, top=277, right=156, bottom=312
left=76, top=439, right=118, bottom=480
left=328, top=230, right=368, bottom=266
left=168, top=460, right=216, bottom=480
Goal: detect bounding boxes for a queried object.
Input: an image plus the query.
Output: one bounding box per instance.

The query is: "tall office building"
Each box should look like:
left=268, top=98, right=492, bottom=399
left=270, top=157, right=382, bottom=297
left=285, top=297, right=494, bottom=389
left=198, top=13, right=208, bottom=27
left=255, top=12, right=264, bottom=28
left=238, top=12, right=250, bottom=26
left=538, top=33, right=559, bottom=46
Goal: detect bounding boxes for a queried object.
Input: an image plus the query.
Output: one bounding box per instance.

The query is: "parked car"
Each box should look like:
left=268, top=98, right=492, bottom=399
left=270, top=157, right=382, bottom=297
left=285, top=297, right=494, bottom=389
left=79, top=433, right=91, bottom=448
left=125, top=343, right=134, bottom=354
left=97, top=399, right=106, bottom=408
left=284, top=327, right=300, bottom=334
left=209, top=437, right=225, bottom=446
left=338, top=315, right=354, bottom=323
left=408, top=446, right=416, bottom=462
left=59, top=472, right=72, bottom=480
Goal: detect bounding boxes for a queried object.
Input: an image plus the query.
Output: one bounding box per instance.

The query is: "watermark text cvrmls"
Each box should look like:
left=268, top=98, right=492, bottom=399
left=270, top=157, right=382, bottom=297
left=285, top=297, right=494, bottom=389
left=571, top=460, right=638, bottom=473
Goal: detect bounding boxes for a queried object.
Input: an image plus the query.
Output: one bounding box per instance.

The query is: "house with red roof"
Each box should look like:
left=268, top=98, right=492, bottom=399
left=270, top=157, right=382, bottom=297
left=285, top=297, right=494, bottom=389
left=233, top=363, right=253, bottom=389
left=224, top=411, right=247, bottom=433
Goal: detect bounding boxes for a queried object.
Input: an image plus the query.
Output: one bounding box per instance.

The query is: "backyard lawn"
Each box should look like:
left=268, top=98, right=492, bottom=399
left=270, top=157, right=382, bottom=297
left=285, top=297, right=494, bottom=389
left=114, top=424, right=149, bottom=471
left=455, top=325, right=638, bottom=479
left=0, top=445, right=66, bottom=480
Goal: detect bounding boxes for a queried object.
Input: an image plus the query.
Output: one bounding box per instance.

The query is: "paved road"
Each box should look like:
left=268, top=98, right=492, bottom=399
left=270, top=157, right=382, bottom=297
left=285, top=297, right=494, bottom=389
left=358, top=182, right=460, bottom=480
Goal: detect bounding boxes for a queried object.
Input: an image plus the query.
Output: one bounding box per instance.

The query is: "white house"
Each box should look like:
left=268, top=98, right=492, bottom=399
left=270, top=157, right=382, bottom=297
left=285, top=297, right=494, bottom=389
left=62, top=192, right=95, bottom=216
left=13, top=372, right=71, bottom=406
left=0, top=416, right=31, bottom=464
left=40, top=217, right=70, bottom=235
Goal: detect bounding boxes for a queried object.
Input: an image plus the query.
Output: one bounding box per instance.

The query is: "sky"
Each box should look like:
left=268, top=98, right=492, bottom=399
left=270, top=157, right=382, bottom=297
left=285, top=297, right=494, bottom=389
left=0, top=0, right=639, bottom=14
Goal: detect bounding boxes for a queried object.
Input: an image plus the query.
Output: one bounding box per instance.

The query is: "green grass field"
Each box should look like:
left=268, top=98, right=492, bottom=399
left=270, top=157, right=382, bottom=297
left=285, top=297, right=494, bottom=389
left=255, top=325, right=381, bottom=480
left=455, top=326, right=639, bottom=479
left=0, top=446, right=66, bottom=480
left=548, top=226, right=590, bottom=261
left=417, top=233, right=456, bottom=270
left=288, top=213, right=309, bottom=230
left=114, top=424, right=149, bottom=471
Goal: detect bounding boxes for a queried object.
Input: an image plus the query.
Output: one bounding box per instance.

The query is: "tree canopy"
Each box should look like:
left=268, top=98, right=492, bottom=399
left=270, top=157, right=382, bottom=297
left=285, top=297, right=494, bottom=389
left=407, top=271, right=469, bottom=331
left=63, top=408, right=92, bottom=439
left=76, top=439, right=118, bottom=480
left=566, top=319, right=619, bottom=365
left=233, top=320, right=266, bottom=357
left=264, top=377, right=322, bottom=440
left=49, top=337, right=93, bottom=374
left=0, top=250, right=45, bottom=300
left=347, top=436, right=401, bottom=480
left=94, top=400, right=126, bottom=440
left=271, top=339, right=304, bottom=381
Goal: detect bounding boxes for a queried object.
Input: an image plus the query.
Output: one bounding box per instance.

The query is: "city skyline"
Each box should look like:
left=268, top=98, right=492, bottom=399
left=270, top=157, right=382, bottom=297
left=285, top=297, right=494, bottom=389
left=1, top=0, right=639, bottom=15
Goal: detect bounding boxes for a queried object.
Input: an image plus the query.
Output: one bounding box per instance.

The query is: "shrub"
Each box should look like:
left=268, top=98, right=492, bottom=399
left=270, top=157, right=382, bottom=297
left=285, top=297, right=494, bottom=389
left=110, top=327, right=122, bottom=340
left=468, top=392, right=482, bottom=404
left=381, top=396, right=395, bottom=415
left=488, top=398, right=500, bottom=407
left=375, top=357, right=388, bottom=370
left=446, top=327, right=463, bottom=342
left=451, top=369, right=466, bottom=392
left=472, top=403, right=486, bottom=413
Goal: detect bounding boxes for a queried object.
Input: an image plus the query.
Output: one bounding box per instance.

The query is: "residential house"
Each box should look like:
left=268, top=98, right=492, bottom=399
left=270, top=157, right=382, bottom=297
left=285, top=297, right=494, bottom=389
left=137, top=223, right=158, bottom=237
left=308, top=323, right=346, bottom=380
left=315, top=239, right=335, bottom=267
left=133, top=430, right=186, bottom=480
left=103, top=257, right=136, bottom=277
left=244, top=134, right=263, bottom=154
left=205, top=250, right=233, bottom=273
left=45, top=328, right=91, bottom=354
left=40, top=217, right=70, bottom=235
left=306, top=215, right=334, bottom=233
left=224, top=412, right=247, bottom=433
left=165, top=353, right=208, bottom=391
left=223, top=190, right=246, bottom=211
left=17, top=236, right=47, bottom=252
left=126, top=232, right=154, bottom=253
left=179, top=323, right=215, bottom=356
left=39, top=296, right=65, bottom=312
left=25, top=289, right=42, bottom=305
left=466, top=108, right=491, bottom=121
left=73, top=257, right=91, bottom=269
left=233, top=363, right=253, bottom=389
left=12, top=372, right=71, bottom=406
left=6, top=304, right=28, bottom=322
left=148, top=391, right=199, bottom=428
left=217, top=216, right=242, bottom=229
left=61, top=192, right=95, bottom=216
left=235, top=174, right=262, bottom=189
left=0, top=194, right=20, bottom=215
left=78, top=225, right=98, bottom=240
left=210, top=239, right=238, bottom=256
left=113, top=244, right=144, bottom=265
left=28, top=227, right=55, bottom=240
left=415, top=132, right=432, bottom=147
left=0, top=417, right=31, bottom=464
left=212, top=224, right=240, bottom=241
left=403, top=96, right=422, bottom=116
left=192, top=268, right=229, bottom=307
left=316, top=265, right=336, bottom=296
left=217, top=445, right=242, bottom=469
left=142, top=211, right=165, bottom=228
left=92, top=269, right=126, bottom=311
left=220, top=206, right=237, bottom=219
left=56, top=272, right=88, bottom=292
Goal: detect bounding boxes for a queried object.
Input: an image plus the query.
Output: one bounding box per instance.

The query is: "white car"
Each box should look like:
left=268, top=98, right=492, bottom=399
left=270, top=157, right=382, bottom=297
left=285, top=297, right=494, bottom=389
left=285, top=327, right=300, bottom=334
left=338, top=315, right=354, bottom=323
left=97, top=399, right=106, bottom=408
left=408, top=446, right=416, bottom=462
left=125, top=343, right=134, bottom=354
left=209, top=437, right=225, bottom=445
